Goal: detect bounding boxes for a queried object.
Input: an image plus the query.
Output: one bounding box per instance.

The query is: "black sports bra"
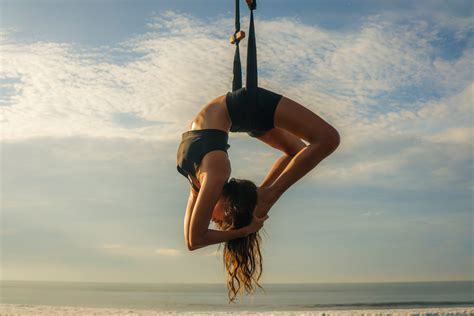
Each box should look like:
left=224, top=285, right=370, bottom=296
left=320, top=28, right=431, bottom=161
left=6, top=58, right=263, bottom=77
left=176, top=129, right=230, bottom=192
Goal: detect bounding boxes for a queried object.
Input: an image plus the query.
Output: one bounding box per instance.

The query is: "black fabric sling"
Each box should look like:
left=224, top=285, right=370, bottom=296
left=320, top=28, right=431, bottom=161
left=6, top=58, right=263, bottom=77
left=231, top=0, right=258, bottom=123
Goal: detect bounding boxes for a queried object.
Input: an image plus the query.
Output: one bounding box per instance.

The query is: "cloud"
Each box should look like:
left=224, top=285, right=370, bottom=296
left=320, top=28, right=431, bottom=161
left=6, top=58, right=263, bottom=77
left=425, top=127, right=473, bottom=145
left=154, top=248, right=182, bottom=256
left=0, top=228, right=18, bottom=236
left=307, top=82, right=473, bottom=190
left=1, top=9, right=471, bottom=196
left=111, top=112, right=168, bottom=129
left=1, top=9, right=472, bottom=144
left=101, top=243, right=122, bottom=249
left=99, top=244, right=183, bottom=258
left=360, top=211, right=384, bottom=216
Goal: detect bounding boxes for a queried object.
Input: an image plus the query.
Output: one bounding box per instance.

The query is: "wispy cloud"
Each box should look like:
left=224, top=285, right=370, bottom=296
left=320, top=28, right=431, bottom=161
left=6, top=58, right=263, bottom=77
left=311, top=83, right=473, bottom=190
left=205, top=249, right=223, bottom=257
left=360, top=210, right=384, bottom=216
left=154, top=248, right=182, bottom=256
left=99, top=244, right=183, bottom=258
left=1, top=10, right=472, bottom=144
left=1, top=8, right=471, bottom=198
left=0, top=228, right=18, bottom=236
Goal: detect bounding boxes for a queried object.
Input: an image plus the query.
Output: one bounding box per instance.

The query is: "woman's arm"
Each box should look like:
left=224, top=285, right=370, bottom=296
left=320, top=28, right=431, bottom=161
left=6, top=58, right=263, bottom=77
left=190, top=227, right=249, bottom=251
left=255, top=128, right=306, bottom=188
left=252, top=128, right=306, bottom=217
left=186, top=150, right=250, bottom=250
left=186, top=150, right=269, bottom=250
left=188, top=172, right=249, bottom=251
left=191, top=214, right=268, bottom=251
left=183, top=187, right=198, bottom=249
left=259, top=155, right=293, bottom=188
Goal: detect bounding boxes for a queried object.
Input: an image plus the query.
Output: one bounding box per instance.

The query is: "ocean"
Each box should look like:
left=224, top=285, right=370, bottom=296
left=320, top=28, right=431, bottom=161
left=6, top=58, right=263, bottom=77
left=0, top=280, right=473, bottom=315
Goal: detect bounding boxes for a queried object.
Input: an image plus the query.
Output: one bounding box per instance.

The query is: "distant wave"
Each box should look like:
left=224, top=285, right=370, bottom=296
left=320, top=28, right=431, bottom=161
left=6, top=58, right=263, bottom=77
left=1, top=303, right=474, bottom=316
left=305, top=301, right=474, bottom=309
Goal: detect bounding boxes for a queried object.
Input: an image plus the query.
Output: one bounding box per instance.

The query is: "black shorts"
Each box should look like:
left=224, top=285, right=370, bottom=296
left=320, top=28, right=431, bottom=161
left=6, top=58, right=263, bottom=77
left=176, top=129, right=230, bottom=192
left=225, top=86, right=283, bottom=137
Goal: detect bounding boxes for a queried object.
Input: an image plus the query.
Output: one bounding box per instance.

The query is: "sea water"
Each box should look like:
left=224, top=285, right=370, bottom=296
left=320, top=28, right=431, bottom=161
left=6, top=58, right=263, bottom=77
left=0, top=280, right=473, bottom=314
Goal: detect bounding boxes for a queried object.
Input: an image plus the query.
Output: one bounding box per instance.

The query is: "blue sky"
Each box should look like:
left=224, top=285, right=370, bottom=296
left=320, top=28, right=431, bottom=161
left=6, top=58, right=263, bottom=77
left=1, top=0, right=473, bottom=284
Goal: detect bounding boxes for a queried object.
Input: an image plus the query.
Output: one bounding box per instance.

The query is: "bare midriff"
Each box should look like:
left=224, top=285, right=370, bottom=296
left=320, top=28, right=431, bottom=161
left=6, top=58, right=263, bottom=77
left=188, top=94, right=232, bottom=132
left=186, top=94, right=232, bottom=183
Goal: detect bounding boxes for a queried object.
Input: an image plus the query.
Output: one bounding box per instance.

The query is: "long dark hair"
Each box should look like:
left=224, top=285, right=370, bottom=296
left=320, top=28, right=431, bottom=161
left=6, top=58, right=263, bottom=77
left=215, top=177, right=265, bottom=303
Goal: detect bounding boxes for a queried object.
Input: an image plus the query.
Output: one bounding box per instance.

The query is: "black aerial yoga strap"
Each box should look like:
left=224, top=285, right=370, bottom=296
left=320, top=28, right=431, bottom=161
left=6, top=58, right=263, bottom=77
left=246, top=5, right=258, bottom=111
left=231, top=0, right=243, bottom=92
left=231, top=0, right=258, bottom=112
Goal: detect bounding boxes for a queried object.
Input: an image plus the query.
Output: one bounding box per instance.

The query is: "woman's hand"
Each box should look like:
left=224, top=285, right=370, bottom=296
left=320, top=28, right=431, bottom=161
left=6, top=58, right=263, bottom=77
left=244, top=214, right=269, bottom=236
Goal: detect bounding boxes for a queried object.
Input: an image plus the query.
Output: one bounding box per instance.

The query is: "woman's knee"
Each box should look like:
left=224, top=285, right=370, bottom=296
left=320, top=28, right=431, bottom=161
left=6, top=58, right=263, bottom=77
left=308, top=125, right=340, bottom=151
left=327, top=128, right=340, bottom=150
left=274, top=96, right=340, bottom=150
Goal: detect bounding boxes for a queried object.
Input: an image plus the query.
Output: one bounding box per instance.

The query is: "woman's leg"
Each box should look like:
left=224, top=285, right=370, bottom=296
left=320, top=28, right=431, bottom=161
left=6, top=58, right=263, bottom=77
left=251, top=127, right=306, bottom=218
left=252, top=127, right=306, bottom=188
left=265, top=96, right=340, bottom=206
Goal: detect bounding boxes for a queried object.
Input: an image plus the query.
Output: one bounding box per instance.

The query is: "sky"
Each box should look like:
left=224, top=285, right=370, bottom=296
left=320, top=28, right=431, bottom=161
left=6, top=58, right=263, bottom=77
left=0, top=0, right=473, bottom=284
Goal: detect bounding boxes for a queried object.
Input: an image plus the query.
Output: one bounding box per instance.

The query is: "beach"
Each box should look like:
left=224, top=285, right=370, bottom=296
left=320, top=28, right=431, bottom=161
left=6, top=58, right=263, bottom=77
left=1, top=281, right=473, bottom=315
left=1, top=304, right=474, bottom=315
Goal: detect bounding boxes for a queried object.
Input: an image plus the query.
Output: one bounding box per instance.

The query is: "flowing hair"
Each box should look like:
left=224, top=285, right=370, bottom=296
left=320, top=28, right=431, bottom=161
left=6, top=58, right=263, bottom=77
left=216, top=177, right=265, bottom=303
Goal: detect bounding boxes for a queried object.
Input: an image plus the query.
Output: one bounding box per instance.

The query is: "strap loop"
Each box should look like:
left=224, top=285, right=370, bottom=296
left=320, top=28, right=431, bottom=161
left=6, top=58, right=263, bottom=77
left=230, top=30, right=245, bottom=44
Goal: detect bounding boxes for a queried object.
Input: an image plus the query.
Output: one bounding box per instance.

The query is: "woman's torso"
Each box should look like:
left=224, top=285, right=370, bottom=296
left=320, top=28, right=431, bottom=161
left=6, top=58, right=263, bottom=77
left=187, top=94, right=232, bottom=132
left=183, top=94, right=232, bottom=185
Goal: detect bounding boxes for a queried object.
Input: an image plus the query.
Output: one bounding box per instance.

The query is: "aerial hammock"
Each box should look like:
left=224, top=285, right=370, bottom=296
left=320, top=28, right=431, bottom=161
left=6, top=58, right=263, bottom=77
left=230, top=0, right=258, bottom=121
left=176, top=0, right=341, bottom=303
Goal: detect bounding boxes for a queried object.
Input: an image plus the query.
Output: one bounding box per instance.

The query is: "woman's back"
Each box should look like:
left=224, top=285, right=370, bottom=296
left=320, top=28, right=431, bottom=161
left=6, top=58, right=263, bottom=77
left=187, top=94, right=231, bottom=132
left=177, top=93, right=234, bottom=193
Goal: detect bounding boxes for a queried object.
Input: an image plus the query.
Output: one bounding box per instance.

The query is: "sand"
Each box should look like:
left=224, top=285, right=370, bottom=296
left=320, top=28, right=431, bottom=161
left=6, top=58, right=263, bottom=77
left=0, top=304, right=473, bottom=316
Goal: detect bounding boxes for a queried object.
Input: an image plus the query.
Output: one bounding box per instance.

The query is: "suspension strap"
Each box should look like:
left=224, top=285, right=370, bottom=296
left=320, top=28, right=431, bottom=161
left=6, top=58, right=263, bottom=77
left=230, top=0, right=258, bottom=107
left=230, top=0, right=243, bottom=91
left=246, top=3, right=258, bottom=111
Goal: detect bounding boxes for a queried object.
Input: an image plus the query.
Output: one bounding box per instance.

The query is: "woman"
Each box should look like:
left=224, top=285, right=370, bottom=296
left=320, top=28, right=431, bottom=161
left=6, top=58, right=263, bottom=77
left=176, top=86, right=340, bottom=302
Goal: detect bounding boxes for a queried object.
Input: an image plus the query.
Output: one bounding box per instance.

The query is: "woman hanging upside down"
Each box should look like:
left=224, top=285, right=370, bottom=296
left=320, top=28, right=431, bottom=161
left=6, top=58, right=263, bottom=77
left=176, top=86, right=340, bottom=302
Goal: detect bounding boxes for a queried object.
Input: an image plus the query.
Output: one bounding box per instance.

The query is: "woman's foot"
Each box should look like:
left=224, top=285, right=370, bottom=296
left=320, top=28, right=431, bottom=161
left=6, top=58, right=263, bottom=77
left=254, top=186, right=278, bottom=218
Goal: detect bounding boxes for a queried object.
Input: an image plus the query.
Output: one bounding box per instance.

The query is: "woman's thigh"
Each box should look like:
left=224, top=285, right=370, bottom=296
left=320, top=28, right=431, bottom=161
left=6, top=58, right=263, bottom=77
left=254, top=127, right=306, bottom=155
left=274, top=96, right=339, bottom=144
